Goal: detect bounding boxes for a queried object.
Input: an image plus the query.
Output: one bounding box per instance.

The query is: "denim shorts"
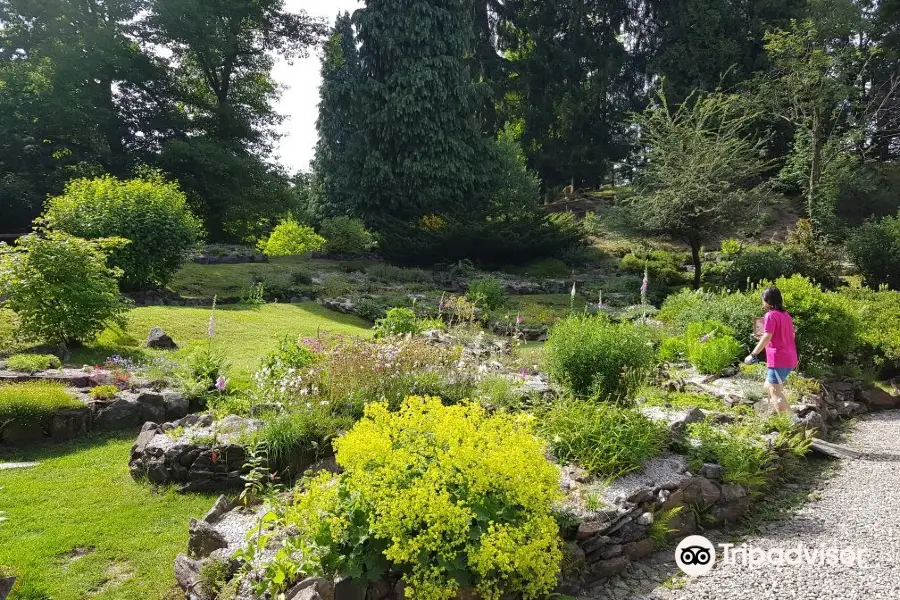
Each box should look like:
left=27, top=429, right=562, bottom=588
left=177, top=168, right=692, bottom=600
left=766, top=367, right=793, bottom=385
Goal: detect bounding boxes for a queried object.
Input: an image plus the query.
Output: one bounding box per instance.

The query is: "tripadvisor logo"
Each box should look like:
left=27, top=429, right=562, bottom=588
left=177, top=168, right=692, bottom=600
left=675, top=535, right=717, bottom=577
left=675, top=535, right=872, bottom=576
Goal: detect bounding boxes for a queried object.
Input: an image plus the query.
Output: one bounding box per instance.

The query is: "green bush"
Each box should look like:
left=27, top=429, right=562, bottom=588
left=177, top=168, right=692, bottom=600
left=373, top=308, right=420, bottom=338
left=0, top=232, right=129, bottom=345
left=466, top=278, right=507, bottom=311
left=682, top=321, right=743, bottom=374
left=845, top=213, right=900, bottom=290
left=365, top=264, right=433, bottom=284
left=88, top=385, right=119, bottom=400
left=769, top=275, right=859, bottom=369
left=659, top=289, right=758, bottom=345
left=620, top=250, right=688, bottom=286
left=277, top=397, right=562, bottom=600
left=710, top=247, right=797, bottom=291
left=5, top=354, right=62, bottom=373
left=251, top=405, right=354, bottom=472
left=320, top=216, right=374, bottom=254
left=258, top=217, right=326, bottom=257
left=544, top=316, right=656, bottom=401
left=254, top=336, right=317, bottom=391
left=42, top=173, right=203, bottom=291
left=840, top=288, right=900, bottom=372
left=0, top=382, right=83, bottom=426
left=538, top=399, right=668, bottom=478
left=685, top=420, right=775, bottom=489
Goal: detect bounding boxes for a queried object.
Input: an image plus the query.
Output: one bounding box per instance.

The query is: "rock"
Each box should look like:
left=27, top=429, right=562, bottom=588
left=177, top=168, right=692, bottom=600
left=365, top=580, right=391, bottom=600
left=796, top=409, right=828, bottom=436
left=305, top=455, right=341, bottom=476
left=174, top=554, right=205, bottom=596
left=622, top=538, right=655, bottom=560
left=860, top=387, right=900, bottom=410
left=163, top=392, right=189, bottom=419
left=639, top=407, right=705, bottom=439
left=598, top=544, right=624, bottom=560
left=576, top=520, right=606, bottom=540
left=0, top=576, right=15, bottom=600
left=203, top=495, right=232, bottom=524
left=561, top=541, right=587, bottom=574
left=627, top=487, right=653, bottom=504
left=699, top=463, right=726, bottom=480
left=586, top=556, right=630, bottom=581
left=92, top=399, right=144, bottom=430
left=636, top=512, right=654, bottom=526
left=719, top=483, right=747, bottom=503
left=334, top=576, right=366, bottom=600
left=680, top=476, right=721, bottom=506
left=0, top=423, right=44, bottom=445
left=580, top=535, right=614, bottom=555
left=188, top=518, right=228, bottom=558
left=287, top=578, right=334, bottom=600
left=146, top=327, right=178, bottom=350
left=616, top=522, right=649, bottom=543
left=810, top=438, right=863, bottom=460
left=48, top=408, right=91, bottom=441
left=665, top=508, right=697, bottom=541
left=835, top=400, right=864, bottom=417
left=710, top=496, right=751, bottom=526
left=661, top=489, right=684, bottom=511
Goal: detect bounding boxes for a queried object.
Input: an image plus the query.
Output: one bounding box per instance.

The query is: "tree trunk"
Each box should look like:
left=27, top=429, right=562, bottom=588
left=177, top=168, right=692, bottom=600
left=101, top=78, right=127, bottom=176
left=808, top=113, right=823, bottom=233
left=691, top=241, right=702, bottom=290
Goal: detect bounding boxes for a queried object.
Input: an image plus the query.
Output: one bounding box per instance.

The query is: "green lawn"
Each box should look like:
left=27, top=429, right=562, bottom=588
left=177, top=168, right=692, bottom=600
left=1, top=302, right=372, bottom=375
left=0, top=435, right=216, bottom=600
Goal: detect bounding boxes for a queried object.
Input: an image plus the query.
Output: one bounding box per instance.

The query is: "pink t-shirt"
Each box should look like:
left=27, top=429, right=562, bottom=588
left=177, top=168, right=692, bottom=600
left=763, top=310, right=798, bottom=368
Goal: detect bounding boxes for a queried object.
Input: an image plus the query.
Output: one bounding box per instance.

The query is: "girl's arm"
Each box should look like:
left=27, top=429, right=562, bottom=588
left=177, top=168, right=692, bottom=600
left=749, top=333, right=772, bottom=359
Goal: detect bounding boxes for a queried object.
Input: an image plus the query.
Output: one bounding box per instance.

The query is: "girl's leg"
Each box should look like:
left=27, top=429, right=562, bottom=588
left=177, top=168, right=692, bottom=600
left=768, top=382, right=790, bottom=413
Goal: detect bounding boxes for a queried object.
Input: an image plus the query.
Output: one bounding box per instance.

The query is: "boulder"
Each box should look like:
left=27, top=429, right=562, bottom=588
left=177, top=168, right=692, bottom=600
left=665, top=508, right=697, bottom=542
left=188, top=518, right=228, bottom=558
left=796, top=409, right=828, bottom=436
left=174, top=554, right=210, bottom=599
left=286, top=578, right=334, bottom=600
left=719, top=484, right=747, bottom=504
left=146, top=327, right=178, bottom=350
left=334, top=576, right=366, bottom=600
left=49, top=408, right=91, bottom=441
left=622, top=538, right=655, bottom=560
left=680, top=476, right=721, bottom=506
left=699, top=463, right=726, bottom=480
left=860, top=387, right=900, bottom=411
left=710, top=496, right=751, bottom=526
left=0, top=576, right=14, bottom=600
left=585, top=556, right=630, bottom=581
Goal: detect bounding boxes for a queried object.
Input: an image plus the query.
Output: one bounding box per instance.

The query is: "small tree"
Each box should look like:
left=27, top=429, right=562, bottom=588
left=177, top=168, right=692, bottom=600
left=628, top=90, right=772, bottom=288
left=42, top=172, right=203, bottom=291
left=0, top=232, right=129, bottom=346
left=258, top=217, right=325, bottom=257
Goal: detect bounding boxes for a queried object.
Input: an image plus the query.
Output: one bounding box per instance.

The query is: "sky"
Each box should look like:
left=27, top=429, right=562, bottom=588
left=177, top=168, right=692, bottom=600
left=272, top=0, right=361, bottom=174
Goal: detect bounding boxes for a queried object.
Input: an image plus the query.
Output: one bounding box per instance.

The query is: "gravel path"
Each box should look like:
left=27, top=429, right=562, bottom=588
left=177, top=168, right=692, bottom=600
left=582, top=410, right=900, bottom=600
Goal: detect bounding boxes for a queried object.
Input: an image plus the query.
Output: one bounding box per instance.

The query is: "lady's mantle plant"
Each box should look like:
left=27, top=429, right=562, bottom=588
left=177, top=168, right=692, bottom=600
left=269, top=396, right=562, bottom=600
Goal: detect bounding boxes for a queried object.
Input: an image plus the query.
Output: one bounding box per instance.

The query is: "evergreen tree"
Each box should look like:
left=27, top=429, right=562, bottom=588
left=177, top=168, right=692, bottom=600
left=311, top=13, right=364, bottom=220
left=353, top=0, right=495, bottom=226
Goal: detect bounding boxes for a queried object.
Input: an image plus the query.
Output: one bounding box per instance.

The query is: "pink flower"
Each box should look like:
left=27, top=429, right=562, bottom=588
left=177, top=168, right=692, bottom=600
left=215, top=376, right=227, bottom=392
left=519, top=367, right=528, bottom=381
left=208, top=316, right=216, bottom=338
left=516, top=313, right=524, bottom=325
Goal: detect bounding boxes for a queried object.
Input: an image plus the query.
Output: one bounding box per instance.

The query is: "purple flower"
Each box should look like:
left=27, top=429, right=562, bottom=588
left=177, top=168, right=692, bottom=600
left=208, top=315, right=216, bottom=338
left=215, top=376, right=227, bottom=392
left=519, top=367, right=528, bottom=381
left=516, top=313, right=524, bottom=325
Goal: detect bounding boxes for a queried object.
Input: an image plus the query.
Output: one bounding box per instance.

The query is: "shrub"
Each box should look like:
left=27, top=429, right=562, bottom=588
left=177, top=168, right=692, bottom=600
left=88, top=385, right=119, bottom=400
left=5, top=354, right=61, bottom=373
left=258, top=217, right=326, bottom=257
left=320, top=217, right=374, bottom=254
left=466, top=278, right=507, bottom=311
left=768, top=275, right=859, bottom=369
left=682, top=321, right=743, bottom=374
left=0, top=382, right=83, bottom=426
left=711, top=247, right=797, bottom=291
left=254, top=336, right=317, bottom=391
left=544, top=316, right=656, bottom=402
left=620, top=250, right=688, bottom=286
left=0, top=232, right=129, bottom=345
left=365, top=264, right=433, bottom=284
left=845, top=213, right=900, bottom=290
left=373, top=308, right=421, bottom=338
left=278, top=397, right=562, bottom=600
left=840, top=288, right=900, bottom=372
left=251, top=405, right=354, bottom=472
left=539, top=399, right=668, bottom=478
left=685, top=420, right=775, bottom=489
left=42, top=173, right=202, bottom=291
left=659, top=289, right=758, bottom=344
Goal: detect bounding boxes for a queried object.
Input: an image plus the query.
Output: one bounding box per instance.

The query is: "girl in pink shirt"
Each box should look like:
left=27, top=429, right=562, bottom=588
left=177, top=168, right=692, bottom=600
left=744, top=287, right=798, bottom=413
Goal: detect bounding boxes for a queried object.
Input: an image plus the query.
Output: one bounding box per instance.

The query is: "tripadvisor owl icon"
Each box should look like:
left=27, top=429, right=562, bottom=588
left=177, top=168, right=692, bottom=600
left=675, top=535, right=716, bottom=577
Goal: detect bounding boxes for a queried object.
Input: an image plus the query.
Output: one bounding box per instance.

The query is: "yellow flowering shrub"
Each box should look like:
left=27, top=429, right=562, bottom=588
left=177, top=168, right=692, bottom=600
left=282, top=396, right=562, bottom=600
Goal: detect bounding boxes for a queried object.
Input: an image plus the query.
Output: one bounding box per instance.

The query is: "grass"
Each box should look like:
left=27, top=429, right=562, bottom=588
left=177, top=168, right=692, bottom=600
left=537, top=399, right=669, bottom=479
left=0, top=435, right=216, bottom=600
left=5, top=354, right=62, bottom=374
left=1, top=303, right=371, bottom=376
left=0, top=382, right=83, bottom=426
